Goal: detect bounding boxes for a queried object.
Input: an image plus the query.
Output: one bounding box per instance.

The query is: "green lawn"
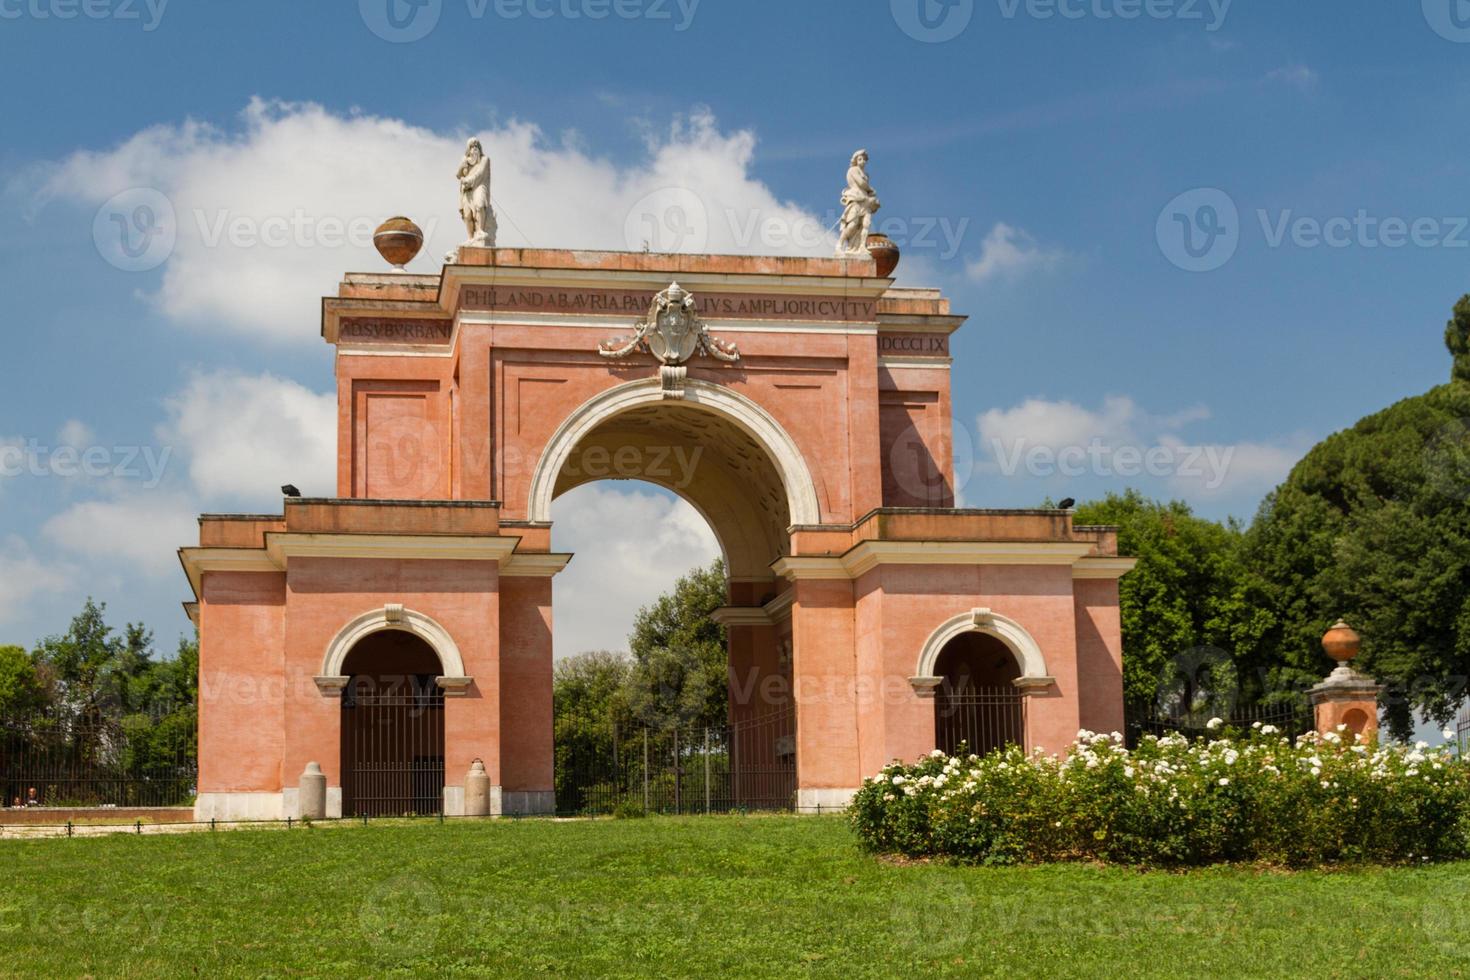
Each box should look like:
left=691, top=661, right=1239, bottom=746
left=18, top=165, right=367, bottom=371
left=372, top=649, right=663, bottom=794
left=2, top=815, right=1468, bottom=977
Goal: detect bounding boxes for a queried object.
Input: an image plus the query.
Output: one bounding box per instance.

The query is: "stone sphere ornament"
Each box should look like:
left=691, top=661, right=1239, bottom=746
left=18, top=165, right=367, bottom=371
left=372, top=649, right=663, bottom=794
left=373, top=216, right=424, bottom=270
left=1322, top=619, right=1362, bottom=664
left=865, top=232, right=901, bottom=278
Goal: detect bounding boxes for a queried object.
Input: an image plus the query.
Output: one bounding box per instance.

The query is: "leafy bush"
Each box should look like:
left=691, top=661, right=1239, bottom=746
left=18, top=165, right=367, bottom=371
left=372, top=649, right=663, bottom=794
left=849, top=725, right=1470, bottom=867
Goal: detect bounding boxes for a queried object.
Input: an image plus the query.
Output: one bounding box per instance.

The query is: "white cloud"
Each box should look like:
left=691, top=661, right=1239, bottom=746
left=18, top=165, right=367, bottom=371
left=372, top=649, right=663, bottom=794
left=29, top=100, right=831, bottom=344
left=1160, top=436, right=1302, bottom=500
left=966, top=222, right=1066, bottom=283
left=56, top=420, right=94, bottom=448
left=42, top=492, right=198, bottom=580
left=159, top=370, right=336, bottom=508
left=1266, top=65, right=1319, bottom=92
left=0, top=536, right=71, bottom=627
left=975, top=395, right=1304, bottom=507
left=551, top=483, right=720, bottom=659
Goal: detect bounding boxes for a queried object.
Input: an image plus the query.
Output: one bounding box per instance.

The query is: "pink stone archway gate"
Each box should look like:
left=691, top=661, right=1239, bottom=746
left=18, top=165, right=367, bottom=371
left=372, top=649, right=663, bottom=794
left=180, top=247, right=1133, bottom=819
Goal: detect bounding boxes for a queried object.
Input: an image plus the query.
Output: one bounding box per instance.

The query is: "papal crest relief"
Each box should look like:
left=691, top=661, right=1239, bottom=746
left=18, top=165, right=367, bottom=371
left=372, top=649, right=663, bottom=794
left=598, top=282, right=740, bottom=398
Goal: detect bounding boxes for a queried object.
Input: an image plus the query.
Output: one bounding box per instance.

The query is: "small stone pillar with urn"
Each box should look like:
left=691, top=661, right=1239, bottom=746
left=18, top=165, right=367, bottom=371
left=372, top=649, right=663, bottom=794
left=1309, top=620, right=1382, bottom=739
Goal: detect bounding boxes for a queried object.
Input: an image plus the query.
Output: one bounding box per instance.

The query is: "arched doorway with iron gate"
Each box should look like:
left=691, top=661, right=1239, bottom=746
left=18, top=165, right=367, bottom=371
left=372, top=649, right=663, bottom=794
left=933, top=632, right=1026, bottom=757
left=340, top=631, right=446, bottom=816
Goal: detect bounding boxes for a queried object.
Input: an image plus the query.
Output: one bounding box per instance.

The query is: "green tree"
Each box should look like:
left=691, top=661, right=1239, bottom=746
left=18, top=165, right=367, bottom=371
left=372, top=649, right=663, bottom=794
left=1243, top=295, right=1470, bottom=738
left=0, top=645, right=48, bottom=717
left=122, top=634, right=199, bottom=770
left=553, top=650, right=632, bottom=724
left=1447, top=294, right=1470, bottom=384
left=1073, top=491, right=1269, bottom=713
left=622, top=559, right=729, bottom=731
left=32, top=598, right=156, bottom=721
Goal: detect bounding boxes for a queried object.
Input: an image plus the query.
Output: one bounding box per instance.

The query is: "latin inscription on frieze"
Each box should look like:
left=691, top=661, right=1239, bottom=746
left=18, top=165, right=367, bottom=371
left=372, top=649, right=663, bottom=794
left=460, top=286, right=876, bottom=323
left=340, top=319, right=454, bottom=344
left=878, top=333, right=950, bottom=356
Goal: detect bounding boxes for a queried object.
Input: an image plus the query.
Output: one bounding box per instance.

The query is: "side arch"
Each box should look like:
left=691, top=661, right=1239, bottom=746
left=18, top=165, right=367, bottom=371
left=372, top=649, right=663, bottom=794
left=315, top=604, right=470, bottom=694
left=912, top=608, right=1051, bottom=689
left=525, top=378, right=822, bottom=527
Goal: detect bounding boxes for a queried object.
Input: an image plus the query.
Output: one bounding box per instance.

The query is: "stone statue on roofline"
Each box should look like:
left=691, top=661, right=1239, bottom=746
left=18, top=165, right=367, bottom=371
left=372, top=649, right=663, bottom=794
left=836, top=149, right=881, bottom=257
left=456, top=138, right=497, bottom=248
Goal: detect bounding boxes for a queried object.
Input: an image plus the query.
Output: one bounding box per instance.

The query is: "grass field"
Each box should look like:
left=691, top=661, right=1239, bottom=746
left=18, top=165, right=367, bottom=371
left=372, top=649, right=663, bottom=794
left=1, top=814, right=1468, bottom=977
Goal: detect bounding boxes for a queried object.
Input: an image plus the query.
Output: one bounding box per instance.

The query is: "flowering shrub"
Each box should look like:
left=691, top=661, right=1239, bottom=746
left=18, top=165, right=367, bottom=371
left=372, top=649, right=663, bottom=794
left=849, top=724, right=1470, bottom=867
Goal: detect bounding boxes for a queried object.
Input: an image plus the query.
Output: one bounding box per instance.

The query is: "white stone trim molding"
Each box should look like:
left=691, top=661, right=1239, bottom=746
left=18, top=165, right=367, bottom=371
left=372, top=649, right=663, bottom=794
left=710, top=606, right=775, bottom=627
left=1072, top=556, right=1139, bottom=580
left=771, top=541, right=1098, bottom=581
left=316, top=604, right=471, bottom=695
left=527, top=378, right=821, bottom=526
left=909, top=608, right=1053, bottom=694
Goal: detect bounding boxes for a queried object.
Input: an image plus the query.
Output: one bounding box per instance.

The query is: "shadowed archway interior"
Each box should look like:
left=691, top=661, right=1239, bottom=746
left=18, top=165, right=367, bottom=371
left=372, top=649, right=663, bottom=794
left=551, top=401, right=793, bottom=583
left=934, top=632, right=1024, bottom=757
left=340, top=631, right=446, bottom=817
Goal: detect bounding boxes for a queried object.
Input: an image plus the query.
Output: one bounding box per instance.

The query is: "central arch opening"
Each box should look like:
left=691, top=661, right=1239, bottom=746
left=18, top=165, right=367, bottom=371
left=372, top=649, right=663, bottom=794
left=933, top=633, right=1025, bottom=757
left=545, top=391, right=806, bottom=814
left=339, top=631, right=446, bottom=817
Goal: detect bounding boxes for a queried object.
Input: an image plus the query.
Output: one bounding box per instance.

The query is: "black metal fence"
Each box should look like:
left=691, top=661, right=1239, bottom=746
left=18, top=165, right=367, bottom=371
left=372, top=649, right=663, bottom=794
left=554, top=706, right=796, bottom=816
left=341, top=688, right=445, bottom=817
left=1125, top=699, right=1314, bottom=748
left=935, top=686, right=1027, bottom=757
left=0, top=717, right=196, bottom=809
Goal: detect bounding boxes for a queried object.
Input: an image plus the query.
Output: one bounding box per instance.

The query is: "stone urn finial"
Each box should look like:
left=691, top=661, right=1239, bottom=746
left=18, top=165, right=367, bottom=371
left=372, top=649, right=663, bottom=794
left=1322, top=619, right=1362, bottom=665
left=373, top=216, right=424, bottom=270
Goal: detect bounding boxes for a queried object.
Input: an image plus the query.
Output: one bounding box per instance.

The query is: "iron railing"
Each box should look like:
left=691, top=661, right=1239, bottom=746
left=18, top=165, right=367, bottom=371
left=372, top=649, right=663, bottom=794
left=934, top=686, right=1028, bottom=757
left=342, top=689, right=445, bottom=817
left=0, top=717, right=196, bottom=808
left=1125, top=699, right=1313, bottom=747
left=554, top=706, right=796, bottom=816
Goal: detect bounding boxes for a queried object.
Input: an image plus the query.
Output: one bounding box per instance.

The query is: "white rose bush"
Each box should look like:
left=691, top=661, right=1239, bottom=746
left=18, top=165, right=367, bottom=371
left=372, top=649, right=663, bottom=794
left=848, top=725, right=1470, bottom=867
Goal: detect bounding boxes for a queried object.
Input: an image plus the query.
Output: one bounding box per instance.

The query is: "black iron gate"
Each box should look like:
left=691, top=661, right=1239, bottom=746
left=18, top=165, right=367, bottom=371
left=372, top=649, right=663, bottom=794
left=553, top=705, right=797, bottom=816
left=342, top=678, right=445, bottom=817
left=935, top=686, right=1027, bottom=757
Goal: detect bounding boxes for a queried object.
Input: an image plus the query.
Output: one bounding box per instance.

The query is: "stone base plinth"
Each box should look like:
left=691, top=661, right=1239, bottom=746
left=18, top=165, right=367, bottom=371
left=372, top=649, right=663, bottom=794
left=795, top=788, right=857, bottom=815
left=1309, top=666, right=1382, bottom=739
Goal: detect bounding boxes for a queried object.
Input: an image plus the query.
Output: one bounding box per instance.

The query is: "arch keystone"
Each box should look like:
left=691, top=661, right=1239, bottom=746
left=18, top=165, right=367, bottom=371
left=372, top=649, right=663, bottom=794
left=316, top=605, right=470, bottom=696
left=911, top=608, right=1052, bottom=695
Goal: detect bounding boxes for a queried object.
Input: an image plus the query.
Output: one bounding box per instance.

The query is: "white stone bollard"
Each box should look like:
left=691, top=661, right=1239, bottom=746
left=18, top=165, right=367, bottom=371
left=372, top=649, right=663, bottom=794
left=465, top=759, right=490, bottom=817
left=298, top=762, right=327, bottom=820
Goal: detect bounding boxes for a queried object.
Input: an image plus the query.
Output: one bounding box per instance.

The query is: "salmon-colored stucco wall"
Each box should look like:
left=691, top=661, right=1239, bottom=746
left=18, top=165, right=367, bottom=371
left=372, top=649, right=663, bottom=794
left=852, top=564, right=1086, bottom=768
left=1073, top=579, right=1126, bottom=736
left=281, top=557, right=500, bottom=789
left=791, top=579, right=861, bottom=791
left=498, top=576, right=553, bottom=793
left=198, top=572, right=286, bottom=794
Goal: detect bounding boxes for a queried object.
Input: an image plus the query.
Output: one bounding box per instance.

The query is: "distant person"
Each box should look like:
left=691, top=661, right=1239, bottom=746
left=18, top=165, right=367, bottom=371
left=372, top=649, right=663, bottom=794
left=8, top=796, right=19, bottom=809
left=25, top=787, right=39, bottom=807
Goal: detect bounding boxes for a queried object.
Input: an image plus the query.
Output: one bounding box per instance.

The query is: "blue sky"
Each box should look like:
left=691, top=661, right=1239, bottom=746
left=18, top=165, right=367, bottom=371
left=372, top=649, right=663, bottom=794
left=1, top=0, right=1468, bottom=669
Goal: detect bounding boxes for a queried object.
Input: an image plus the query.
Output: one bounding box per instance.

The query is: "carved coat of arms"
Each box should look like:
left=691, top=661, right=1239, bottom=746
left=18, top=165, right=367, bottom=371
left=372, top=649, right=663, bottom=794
left=599, top=282, right=739, bottom=398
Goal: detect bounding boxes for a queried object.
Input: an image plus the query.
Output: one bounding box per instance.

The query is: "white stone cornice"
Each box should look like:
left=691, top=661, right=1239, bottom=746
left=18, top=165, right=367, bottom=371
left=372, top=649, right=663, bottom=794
left=456, top=310, right=879, bottom=336
left=263, top=533, right=519, bottom=566
left=710, top=606, right=775, bottom=627
left=501, top=553, right=575, bottom=577
left=1072, top=557, right=1139, bottom=580
left=178, top=547, right=281, bottom=601
left=771, top=541, right=1109, bottom=583
left=182, top=533, right=537, bottom=600
left=444, top=265, right=893, bottom=301
left=841, top=541, right=1096, bottom=579
left=770, top=556, right=851, bottom=580
left=762, top=589, right=796, bottom=622
left=877, top=356, right=953, bottom=370
left=876, top=313, right=967, bottom=334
